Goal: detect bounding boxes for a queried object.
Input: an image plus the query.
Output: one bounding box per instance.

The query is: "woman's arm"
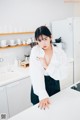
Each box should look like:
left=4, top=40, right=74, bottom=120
left=29, top=47, right=49, bottom=101
left=29, top=47, right=52, bottom=109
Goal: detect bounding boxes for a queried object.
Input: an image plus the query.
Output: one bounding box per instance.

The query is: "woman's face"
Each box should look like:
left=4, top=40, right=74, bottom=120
left=37, top=35, right=52, bottom=50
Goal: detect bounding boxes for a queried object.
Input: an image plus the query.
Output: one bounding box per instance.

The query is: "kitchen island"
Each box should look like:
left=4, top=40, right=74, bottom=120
left=0, top=58, right=74, bottom=118
left=8, top=86, right=80, bottom=120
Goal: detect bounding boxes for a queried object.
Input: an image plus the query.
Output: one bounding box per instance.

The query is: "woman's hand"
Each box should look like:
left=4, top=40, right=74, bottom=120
left=37, top=57, right=47, bottom=70
left=38, top=98, right=51, bottom=110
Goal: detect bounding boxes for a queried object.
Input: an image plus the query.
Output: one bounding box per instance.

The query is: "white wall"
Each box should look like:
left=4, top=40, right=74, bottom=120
left=0, top=0, right=74, bottom=32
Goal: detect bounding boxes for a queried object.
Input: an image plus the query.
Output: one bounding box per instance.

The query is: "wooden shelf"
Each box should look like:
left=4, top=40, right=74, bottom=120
left=0, top=44, right=30, bottom=50
left=0, top=32, right=35, bottom=49
left=0, top=32, right=34, bottom=36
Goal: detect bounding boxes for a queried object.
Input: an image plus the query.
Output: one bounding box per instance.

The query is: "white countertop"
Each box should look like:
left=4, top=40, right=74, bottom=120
left=0, top=57, right=73, bottom=87
left=0, top=66, right=29, bottom=87
left=8, top=87, right=80, bottom=120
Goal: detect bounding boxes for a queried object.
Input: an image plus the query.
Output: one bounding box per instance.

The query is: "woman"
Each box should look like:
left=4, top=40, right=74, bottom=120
left=29, top=26, right=68, bottom=110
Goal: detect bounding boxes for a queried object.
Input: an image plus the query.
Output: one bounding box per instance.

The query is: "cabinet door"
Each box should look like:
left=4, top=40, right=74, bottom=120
left=74, top=60, right=80, bottom=83
left=73, top=18, right=80, bottom=83
left=60, top=62, right=73, bottom=90
left=6, top=77, right=32, bottom=117
left=24, top=77, right=32, bottom=107
left=0, top=86, right=9, bottom=118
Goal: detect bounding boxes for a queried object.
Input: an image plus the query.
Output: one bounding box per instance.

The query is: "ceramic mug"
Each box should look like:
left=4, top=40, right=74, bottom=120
left=16, top=39, right=21, bottom=45
left=9, top=40, right=15, bottom=45
left=0, top=40, right=7, bottom=47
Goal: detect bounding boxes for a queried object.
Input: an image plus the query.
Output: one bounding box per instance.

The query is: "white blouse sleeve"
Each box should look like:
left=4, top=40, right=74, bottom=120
left=29, top=47, right=49, bottom=101
left=46, top=48, right=68, bottom=81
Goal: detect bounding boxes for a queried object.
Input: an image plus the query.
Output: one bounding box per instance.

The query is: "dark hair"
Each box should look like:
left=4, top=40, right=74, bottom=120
left=35, top=26, right=52, bottom=41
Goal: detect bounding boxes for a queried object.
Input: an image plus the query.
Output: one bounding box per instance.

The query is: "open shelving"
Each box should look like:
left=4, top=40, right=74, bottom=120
left=0, top=32, right=34, bottom=36
left=0, top=44, right=30, bottom=50
left=0, top=31, right=34, bottom=49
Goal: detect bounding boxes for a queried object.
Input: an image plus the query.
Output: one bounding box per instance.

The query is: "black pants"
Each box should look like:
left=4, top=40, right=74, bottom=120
left=31, top=76, right=60, bottom=105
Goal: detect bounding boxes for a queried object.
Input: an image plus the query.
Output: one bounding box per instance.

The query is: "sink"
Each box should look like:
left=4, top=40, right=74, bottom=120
left=0, top=67, right=19, bottom=79
left=0, top=66, right=21, bottom=74
left=0, top=66, right=29, bottom=86
left=0, top=70, right=25, bottom=84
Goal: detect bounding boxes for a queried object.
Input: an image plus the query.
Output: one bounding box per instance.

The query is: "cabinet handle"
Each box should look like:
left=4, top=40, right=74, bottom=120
left=6, top=81, right=20, bottom=88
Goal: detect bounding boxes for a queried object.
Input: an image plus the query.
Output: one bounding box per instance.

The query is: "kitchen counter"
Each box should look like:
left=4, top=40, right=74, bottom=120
left=8, top=87, right=80, bottom=120
left=0, top=57, right=73, bottom=87
left=0, top=66, right=29, bottom=87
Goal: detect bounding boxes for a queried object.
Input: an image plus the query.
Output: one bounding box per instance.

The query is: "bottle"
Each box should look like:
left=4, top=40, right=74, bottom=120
left=24, top=55, right=30, bottom=64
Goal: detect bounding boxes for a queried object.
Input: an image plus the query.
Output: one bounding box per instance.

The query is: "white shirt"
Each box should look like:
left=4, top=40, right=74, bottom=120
left=29, top=45, right=68, bottom=101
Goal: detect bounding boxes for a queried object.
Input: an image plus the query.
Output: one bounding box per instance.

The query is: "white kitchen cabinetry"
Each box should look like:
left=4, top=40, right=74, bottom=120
left=73, top=18, right=80, bottom=83
left=6, top=77, right=32, bottom=118
left=60, top=62, right=73, bottom=90
left=52, top=17, right=80, bottom=84
left=0, top=86, right=9, bottom=118
left=24, top=77, right=32, bottom=107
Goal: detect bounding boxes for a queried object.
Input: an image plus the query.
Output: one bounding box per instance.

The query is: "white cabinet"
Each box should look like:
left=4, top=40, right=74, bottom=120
left=52, top=17, right=80, bottom=84
left=0, top=86, right=9, bottom=118
left=60, top=62, right=73, bottom=90
left=24, top=77, right=32, bottom=107
left=6, top=77, right=32, bottom=117
left=73, top=18, right=80, bottom=83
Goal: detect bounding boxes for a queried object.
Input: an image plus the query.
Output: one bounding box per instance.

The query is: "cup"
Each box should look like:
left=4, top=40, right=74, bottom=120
left=9, top=40, right=15, bottom=45
left=0, top=40, right=7, bottom=47
left=16, top=39, right=21, bottom=45
left=22, top=40, right=26, bottom=45
left=27, top=38, right=32, bottom=44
